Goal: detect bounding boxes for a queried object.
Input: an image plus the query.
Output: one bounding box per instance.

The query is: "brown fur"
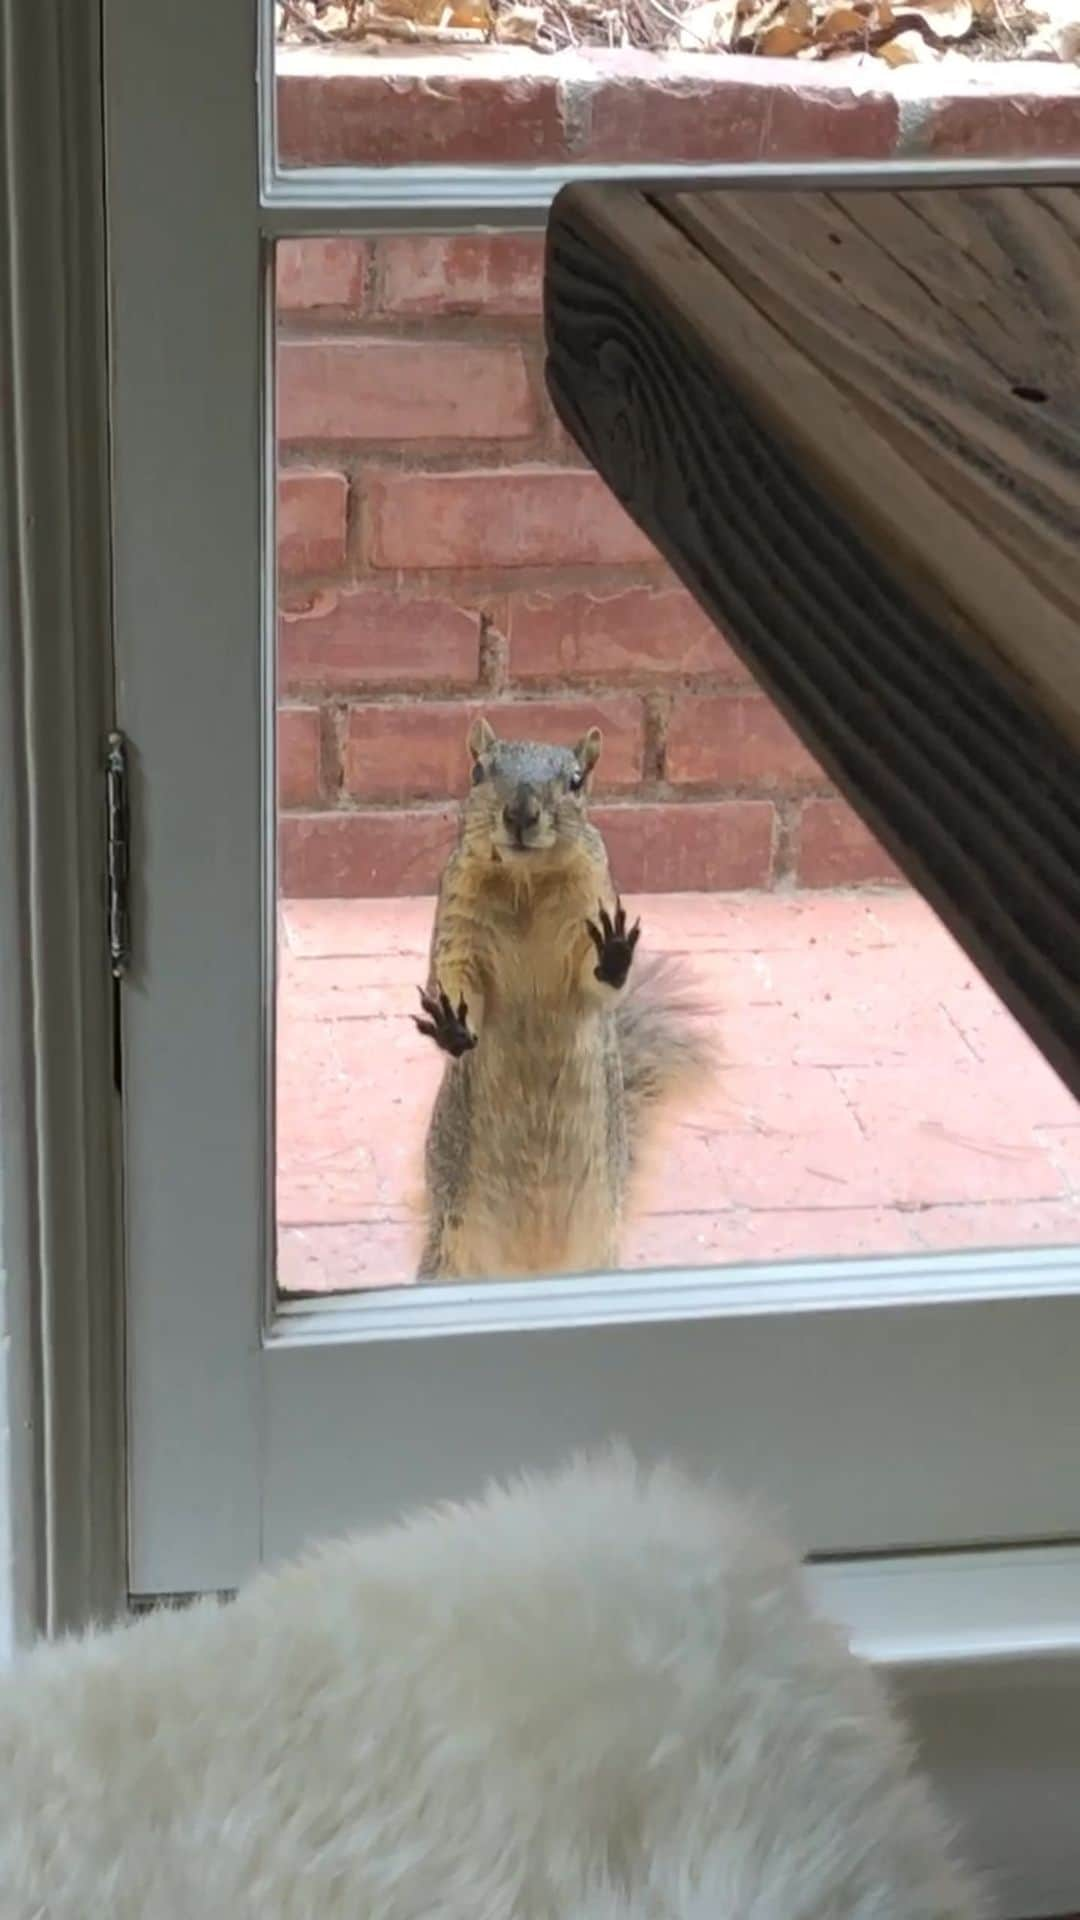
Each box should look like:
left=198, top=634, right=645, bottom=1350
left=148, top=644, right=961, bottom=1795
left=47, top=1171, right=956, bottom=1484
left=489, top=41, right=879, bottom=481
left=416, top=720, right=712, bottom=1282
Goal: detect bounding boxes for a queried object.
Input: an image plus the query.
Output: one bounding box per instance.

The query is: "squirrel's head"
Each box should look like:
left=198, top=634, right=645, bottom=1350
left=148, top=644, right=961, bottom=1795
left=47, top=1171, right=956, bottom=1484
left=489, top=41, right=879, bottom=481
left=463, top=715, right=602, bottom=866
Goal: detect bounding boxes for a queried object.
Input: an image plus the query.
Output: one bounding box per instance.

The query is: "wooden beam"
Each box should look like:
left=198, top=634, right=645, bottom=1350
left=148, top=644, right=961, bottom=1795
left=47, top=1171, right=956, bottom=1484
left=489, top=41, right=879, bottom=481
left=544, top=183, right=1080, bottom=1098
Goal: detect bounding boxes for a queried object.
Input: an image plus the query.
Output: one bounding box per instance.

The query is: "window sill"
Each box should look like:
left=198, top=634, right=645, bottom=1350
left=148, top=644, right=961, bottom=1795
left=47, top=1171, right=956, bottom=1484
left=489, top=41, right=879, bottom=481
left=813, top=1543, right=1080, bottom=1679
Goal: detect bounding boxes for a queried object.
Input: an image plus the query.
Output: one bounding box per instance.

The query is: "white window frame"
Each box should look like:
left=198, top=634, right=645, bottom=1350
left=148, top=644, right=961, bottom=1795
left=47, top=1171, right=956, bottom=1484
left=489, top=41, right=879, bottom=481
left=0, top=0, right=125, bottom=1648
left=4, top=2, right=1080, bottom=1903
left=103, top=0, right=1080, bottom=1581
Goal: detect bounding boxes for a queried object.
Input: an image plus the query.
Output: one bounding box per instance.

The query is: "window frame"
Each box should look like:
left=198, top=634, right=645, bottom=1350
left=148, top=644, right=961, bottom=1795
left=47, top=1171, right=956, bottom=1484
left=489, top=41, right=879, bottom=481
left=0, top=0, right=125, bottom=1645
left=98, top=0, right=1080, bottom=1595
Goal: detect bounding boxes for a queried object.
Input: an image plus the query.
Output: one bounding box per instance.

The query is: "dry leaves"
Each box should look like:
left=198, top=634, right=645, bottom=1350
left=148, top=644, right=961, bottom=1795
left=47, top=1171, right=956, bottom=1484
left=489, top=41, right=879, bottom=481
left=276, top=0, right=1080, bottom=57
left=731, top=0, right=985, bottom=60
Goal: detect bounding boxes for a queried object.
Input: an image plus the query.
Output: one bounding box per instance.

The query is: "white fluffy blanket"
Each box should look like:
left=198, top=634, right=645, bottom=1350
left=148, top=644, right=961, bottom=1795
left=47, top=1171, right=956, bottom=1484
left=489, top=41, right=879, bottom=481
left=0, top=1451, right=975, bottom=1918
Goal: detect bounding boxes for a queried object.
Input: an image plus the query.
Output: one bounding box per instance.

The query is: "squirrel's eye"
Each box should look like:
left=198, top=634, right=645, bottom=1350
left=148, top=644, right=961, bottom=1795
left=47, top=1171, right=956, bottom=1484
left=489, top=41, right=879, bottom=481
left=568, top=769, right=584, bottom=793
left=471, top=762, right=487, bottom=787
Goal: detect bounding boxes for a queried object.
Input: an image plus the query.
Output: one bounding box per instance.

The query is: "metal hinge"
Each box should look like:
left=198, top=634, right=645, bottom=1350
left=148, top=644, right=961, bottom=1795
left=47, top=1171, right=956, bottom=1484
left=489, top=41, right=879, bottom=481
left=105, top=730, right=131, bottom=980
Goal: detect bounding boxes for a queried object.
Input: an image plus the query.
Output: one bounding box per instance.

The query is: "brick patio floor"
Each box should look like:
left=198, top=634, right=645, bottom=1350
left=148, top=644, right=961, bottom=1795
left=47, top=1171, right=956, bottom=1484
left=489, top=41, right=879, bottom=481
left=277, top=890, right=1080, bottom=1293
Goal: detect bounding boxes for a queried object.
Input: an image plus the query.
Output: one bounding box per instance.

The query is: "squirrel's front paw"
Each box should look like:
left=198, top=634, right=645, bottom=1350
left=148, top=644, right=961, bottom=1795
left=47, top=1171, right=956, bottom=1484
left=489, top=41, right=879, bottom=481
left=587, top=899, right=641, bottom=990
left=414, top=985, right=478, bottom=1059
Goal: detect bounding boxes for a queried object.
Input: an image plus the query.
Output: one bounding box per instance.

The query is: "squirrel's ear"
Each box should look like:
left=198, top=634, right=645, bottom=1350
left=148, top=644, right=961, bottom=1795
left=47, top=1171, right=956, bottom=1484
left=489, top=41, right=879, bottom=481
left=575, top=727, right=602, bottom=776
left=468, top=716, right=497, bottom=762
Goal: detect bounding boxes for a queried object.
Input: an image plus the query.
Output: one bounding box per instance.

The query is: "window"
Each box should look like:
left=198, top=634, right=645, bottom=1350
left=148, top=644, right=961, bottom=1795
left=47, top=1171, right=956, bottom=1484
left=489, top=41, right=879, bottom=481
left=104, top=0, right=1080, bottom=1613
left=273, top=232, right=1080, bottom=1298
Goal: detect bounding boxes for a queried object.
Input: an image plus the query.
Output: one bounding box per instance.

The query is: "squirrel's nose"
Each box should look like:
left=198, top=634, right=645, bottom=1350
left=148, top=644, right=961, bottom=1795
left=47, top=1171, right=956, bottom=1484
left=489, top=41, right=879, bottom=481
left=504, top=785, right=541, bottom=837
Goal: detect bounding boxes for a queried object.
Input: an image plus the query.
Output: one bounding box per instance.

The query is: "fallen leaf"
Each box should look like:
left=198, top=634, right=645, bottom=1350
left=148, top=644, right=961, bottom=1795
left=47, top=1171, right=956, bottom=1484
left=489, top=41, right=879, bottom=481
left=875, top=22, right=942, bottom=51
left=372, top=0, right=448, bottom=18
left=818, top=4, right=868, bottom=34
left=759, top=14, right=812, bottom=44
left=904, top=0, right=973, bottom=36
left=735, top=0, right=786, bottom=35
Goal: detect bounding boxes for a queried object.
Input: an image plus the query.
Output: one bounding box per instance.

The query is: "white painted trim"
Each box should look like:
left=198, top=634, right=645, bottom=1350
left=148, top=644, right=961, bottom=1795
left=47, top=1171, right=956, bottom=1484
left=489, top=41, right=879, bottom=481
left=124, top=1541, right=1080, bottom=1676
left=0, top=0, right=125, bottom=1645
left=812, top=1546, right=1080, bottom=1674
left=107, top=0, right=267, bottom=1592
left=271, top=1245, right=1080, bottom=1345
left=261, top=158, right=1080, bottom=230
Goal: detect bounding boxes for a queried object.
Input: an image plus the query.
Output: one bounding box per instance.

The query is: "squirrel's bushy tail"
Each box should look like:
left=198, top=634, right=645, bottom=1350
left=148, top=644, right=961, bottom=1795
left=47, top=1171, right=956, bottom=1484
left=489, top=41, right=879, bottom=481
left=615, top=953, right=714, bottom=1177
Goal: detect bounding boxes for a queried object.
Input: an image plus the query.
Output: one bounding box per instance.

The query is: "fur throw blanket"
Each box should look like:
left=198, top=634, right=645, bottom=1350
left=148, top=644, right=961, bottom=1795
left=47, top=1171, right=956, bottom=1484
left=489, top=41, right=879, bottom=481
left=0, top=1452, right=975, bottom=1919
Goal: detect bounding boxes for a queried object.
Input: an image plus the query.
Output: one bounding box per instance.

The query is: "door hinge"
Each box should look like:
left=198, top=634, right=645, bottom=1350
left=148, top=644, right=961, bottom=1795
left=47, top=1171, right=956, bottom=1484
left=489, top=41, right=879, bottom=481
left=106, top=730, right=131, bottom=980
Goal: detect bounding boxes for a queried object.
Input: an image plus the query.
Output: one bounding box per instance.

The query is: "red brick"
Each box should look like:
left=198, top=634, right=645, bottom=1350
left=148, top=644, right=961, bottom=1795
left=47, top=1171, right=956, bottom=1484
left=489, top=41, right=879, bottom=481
left=592, top=801, right=775, bottom=892
left=907, top=70, right=1080, bottom=157
left=344, top=704, right=476, bottom=805
left=276, top=239, right=368, bottom=312
left=760, top=69, right=899, bottom=159
left=667, top=694, right=824, bottom=788
left=276, top=56, right=566, bottom=167
left=797, top=799, right=902, bottom=888
left=279, top=810, right=458, bottom=897
left=578, top=56, right=898, bottom=163
left=277, top=340, right=535, bottom=444
left=278, top=470, right=348, bottom=577
left=625, top=1206, right=920, bottom=1269
left=278, top=708, right=322, bottom=809
left=829, top=1065, right=1063, bottom=1206
left=366, top=468, right=655, bottom=571
left=344, top=695, right=643, bottom=801
left=279, top=588, right=481, bottom=692
left=376, top=235, right=543, bottom=317
left=508, top=585, right=743, bottom=682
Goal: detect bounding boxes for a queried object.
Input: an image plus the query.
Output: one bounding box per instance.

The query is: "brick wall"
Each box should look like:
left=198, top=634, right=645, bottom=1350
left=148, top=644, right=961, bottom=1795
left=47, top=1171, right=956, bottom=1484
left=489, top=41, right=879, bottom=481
left=277, top=48, right=1080, bottom=171
left=276, top=231, right=901, bottom=897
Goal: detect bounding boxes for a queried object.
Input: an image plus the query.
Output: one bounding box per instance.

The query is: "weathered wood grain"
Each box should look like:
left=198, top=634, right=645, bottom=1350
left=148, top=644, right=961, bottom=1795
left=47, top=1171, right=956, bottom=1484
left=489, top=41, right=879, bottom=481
left=671, top=186, right=1080, bottom=730
left=544, top=183, right=1080, bottom=1098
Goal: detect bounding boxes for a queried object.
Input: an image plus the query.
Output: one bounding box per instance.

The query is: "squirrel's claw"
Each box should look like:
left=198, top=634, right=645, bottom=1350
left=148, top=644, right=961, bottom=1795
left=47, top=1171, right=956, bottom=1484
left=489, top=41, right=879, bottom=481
left=588, top=896, right=641, bottom=992
left=414, top=983, right=477, bottom=1058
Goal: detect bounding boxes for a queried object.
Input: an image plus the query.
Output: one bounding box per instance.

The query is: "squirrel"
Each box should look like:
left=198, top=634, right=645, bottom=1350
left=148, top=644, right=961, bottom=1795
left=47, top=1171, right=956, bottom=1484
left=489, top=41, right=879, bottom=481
left=412, top=715, right=711, bottom=1282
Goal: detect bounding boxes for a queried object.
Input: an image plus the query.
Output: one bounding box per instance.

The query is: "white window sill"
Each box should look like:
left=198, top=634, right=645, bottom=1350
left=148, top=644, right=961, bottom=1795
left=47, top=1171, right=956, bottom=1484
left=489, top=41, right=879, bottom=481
left=812, top=1544, right=1080, bottom=1678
